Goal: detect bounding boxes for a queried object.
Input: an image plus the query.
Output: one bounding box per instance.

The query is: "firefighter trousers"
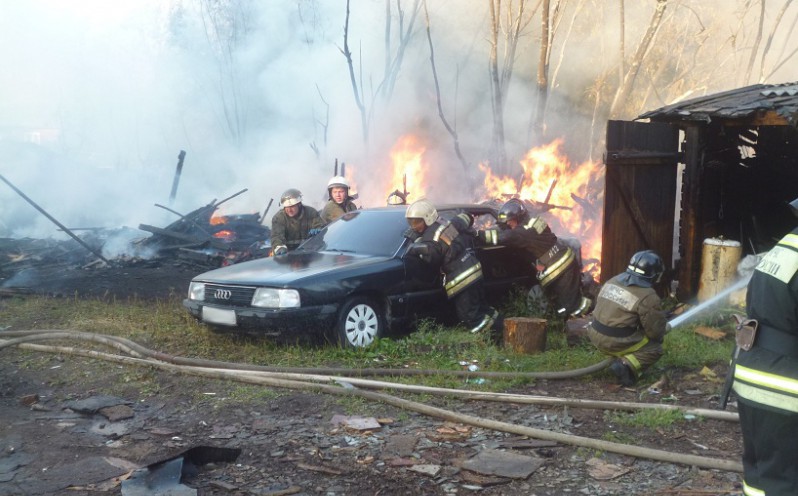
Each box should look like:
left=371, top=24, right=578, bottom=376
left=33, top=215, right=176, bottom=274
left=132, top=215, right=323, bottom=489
left=586, top=327, right=663, bottom=378
left=738, top=400, right=798, bottom=495
left=453, top=282, right=495, bottom=332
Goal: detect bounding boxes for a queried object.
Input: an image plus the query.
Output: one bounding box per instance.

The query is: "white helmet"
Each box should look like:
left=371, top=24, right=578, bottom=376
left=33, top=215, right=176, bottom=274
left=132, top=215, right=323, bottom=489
left=327, top=176, right=349, bottom=200
left=405, top=199, right=437, bottom=227
left=280, top=188, right=303, bottom=208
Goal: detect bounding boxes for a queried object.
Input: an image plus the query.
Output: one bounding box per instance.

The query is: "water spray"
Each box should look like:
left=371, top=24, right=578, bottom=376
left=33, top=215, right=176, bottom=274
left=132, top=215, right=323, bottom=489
left=667, top=273, right=752, bottom=329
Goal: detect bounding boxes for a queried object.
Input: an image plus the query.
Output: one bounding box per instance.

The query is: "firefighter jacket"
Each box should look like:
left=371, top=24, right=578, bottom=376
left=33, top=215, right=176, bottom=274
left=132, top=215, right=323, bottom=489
left=270, top=205, right=325, bottom=252
left=733, top=227, right=798, bottom=415
left=591, top=273, right=667, bottom=341
left=320, top=199, right=358, bottom=224
left=412, top=213, right=483, bottom=298
left=481, top=216, right=577, bottom=287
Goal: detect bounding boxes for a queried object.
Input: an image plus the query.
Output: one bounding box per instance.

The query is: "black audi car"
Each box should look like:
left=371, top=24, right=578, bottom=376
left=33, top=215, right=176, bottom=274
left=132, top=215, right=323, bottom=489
left=183, top=205, right=535, bottom=347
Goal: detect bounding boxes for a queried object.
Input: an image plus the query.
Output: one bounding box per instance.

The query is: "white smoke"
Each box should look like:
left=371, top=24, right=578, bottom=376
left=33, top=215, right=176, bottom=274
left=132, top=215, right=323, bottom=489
left=1, top=0, right=796, bottom=239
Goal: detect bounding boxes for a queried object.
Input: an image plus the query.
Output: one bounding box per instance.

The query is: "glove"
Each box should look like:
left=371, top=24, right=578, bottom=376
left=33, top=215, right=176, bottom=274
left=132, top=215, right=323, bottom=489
left=308, top=228, right=322, bottom=236
left=403, top=228, right=420, bottom=241
left=273, top=246, right=288, bottom=256
left=405, top=243, right=430, bottom=257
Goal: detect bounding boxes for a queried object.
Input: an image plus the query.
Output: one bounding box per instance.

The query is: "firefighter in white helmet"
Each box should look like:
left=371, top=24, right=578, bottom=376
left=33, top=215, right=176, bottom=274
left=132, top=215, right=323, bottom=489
left=404, top=199, right=498, bottom=334
left=270, top=188, right=324, bottom=256
left=320, top=176, right=358, bottom=224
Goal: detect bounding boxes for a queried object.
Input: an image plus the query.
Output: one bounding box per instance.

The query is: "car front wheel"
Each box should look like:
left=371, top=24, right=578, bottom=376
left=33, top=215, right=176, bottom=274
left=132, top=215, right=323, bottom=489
left=336, top=297, right=383, bottom=348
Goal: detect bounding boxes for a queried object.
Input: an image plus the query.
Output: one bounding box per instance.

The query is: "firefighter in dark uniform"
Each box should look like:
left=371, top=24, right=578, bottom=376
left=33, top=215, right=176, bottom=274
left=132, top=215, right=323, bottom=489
left=270, top=188, right=325, bottom=255
left=479, top=198, right=591, bottom=318
left=587, top=250, right=668, bottom=386
left=732, top=207, right=798, bottom=495
left=405, top=199, right=498, bottom=333
left=320, top=176, right=358, bottom=224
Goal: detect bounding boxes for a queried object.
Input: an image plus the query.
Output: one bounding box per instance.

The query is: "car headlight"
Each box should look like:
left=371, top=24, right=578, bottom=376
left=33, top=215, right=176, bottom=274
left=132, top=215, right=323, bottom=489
left=252, top=288, right=301, bottom=308
left=188, top=281, right=205, bottom=301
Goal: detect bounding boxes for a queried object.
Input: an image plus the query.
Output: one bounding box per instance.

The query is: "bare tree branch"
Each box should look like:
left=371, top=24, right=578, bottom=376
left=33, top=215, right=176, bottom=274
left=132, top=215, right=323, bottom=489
left=340, top=0, right=369, bottom=144
left=422, top=0, right=472, bottom=185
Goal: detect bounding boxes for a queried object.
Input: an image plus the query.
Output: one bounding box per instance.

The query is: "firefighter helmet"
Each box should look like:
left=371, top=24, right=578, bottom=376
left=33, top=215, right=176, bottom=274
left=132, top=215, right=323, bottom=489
left=497, top=198, right=529, bottom=226
left=280, top=188, right=303, bottom=208
left=624, top=250, right=664, bottom=287
left=327, top=176, right=350, bottom=199
left=405, top=199, right=438, bottom=227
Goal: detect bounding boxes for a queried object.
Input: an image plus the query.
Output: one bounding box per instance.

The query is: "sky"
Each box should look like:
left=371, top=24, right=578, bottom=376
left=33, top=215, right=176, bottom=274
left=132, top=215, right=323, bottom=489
left=1, top=0, right=797, bottom=240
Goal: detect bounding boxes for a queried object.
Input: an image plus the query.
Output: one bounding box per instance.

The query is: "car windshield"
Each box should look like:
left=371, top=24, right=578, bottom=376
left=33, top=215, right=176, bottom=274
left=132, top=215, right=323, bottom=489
left=296, top=209, right=409, bottom=257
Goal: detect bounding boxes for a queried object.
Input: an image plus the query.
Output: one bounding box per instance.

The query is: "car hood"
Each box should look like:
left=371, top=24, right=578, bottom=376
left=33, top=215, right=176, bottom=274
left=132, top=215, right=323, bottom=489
left=193, top=251, right=395, bottom=286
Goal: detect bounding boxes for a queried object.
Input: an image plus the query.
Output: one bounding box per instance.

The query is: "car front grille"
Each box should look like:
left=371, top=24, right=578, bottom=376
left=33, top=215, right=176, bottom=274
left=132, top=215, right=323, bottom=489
left=204, top=284, right=256, bottom=307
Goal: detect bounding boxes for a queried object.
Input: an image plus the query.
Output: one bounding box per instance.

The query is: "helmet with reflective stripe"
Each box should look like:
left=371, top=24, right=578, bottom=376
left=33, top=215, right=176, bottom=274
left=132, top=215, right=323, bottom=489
left=405, top=199, right=438, bottom=227
left=625, top=250, right=664, bottom=287
left=280, top=188, right=303, bottom=208
left=498, top=198, right=529, bottom=226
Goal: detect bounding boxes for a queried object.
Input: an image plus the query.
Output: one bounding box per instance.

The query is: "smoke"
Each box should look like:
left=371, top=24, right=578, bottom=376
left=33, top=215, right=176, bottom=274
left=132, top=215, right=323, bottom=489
left=1, top=0, right=797, bottom=240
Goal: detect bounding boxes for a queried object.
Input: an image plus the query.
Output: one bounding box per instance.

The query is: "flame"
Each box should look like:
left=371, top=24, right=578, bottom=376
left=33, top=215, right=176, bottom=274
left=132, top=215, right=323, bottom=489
left=387, top=134, right=428, bottom=201
left=213, top=229, right=236, bottom=241
left=210, top=215, right=227, bottom=225
left=480, top=139, right=604, bottom=278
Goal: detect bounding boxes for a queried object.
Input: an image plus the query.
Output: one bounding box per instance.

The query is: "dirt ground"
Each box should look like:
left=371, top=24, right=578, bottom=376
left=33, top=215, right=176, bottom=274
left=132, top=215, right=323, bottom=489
left=0, top=264, right=745, bottom=496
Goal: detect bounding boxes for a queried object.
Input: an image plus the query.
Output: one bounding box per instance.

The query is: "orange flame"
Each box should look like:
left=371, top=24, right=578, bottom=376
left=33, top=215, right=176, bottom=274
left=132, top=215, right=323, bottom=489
left=210, top=215, right=227, bottom=225
left=387, top=134, right=428, bottom=202
left=480, top=139, right=604, bottom=278
left=213, top=229, right=236, bottom=241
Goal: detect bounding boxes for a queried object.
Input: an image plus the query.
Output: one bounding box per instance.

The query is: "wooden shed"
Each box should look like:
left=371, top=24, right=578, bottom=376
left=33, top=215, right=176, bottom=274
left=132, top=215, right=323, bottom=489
left=601, top=81, right=798, bottom=300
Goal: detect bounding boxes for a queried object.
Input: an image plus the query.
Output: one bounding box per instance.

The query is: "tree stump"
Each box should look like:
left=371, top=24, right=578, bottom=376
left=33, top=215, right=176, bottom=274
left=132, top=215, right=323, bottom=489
left=503, top=317, right=547, bottom=354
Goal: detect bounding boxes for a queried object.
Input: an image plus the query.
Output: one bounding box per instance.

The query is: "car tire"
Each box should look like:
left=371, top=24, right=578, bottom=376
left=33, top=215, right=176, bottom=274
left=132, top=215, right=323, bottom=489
left=336, top=297, right=384, bottom=348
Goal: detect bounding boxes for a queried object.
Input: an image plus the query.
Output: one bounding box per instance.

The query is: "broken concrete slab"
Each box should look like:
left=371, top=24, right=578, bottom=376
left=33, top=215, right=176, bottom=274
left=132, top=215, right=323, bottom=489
left=99, top=404, right=135, bottom=421
left=383, top=434, right=418, bottom=457
left=460, top=449, right=544, bottom=479
left=408, top=464, right=441, bottom=477
left=330, top=415, right=381, bottom=431
left=65, top=395, right=132, bottom=414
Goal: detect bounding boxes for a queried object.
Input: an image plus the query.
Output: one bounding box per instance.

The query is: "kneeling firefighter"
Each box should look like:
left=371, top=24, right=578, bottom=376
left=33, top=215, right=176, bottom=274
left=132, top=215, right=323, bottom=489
left=404, top=199, right=498, bottom=333
left=587, top=250, right=668, bottom=386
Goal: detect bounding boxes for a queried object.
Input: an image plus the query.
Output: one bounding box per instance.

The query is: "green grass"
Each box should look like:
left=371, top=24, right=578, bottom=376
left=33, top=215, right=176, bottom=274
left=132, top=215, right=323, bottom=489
left=606, top=407, right=687, bottom=429
left=0, top=291, right=737, bottom=393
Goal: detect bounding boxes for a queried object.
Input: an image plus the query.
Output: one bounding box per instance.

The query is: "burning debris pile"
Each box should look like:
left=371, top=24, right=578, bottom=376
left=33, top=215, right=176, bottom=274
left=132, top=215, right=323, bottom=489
left=0, top=182, right=272, bottom=296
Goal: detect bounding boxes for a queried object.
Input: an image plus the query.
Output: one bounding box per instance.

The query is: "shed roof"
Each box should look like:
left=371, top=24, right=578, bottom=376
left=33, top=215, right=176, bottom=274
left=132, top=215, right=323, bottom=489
left=637, top=81, right=798, bottom=126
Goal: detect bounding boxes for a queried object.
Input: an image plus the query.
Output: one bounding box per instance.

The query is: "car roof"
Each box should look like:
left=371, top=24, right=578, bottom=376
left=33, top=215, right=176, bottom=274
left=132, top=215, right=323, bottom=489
left=362, top=203, right=499, bottom=215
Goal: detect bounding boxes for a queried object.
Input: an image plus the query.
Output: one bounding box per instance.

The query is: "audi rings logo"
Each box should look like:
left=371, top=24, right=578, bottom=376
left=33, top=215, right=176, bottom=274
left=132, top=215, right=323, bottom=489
left=214, top=289, right=232, bottom=300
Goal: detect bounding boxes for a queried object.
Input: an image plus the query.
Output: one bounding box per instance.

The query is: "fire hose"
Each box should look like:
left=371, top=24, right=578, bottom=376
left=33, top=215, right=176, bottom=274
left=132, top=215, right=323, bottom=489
left=1, top=329, right=742, bottom=473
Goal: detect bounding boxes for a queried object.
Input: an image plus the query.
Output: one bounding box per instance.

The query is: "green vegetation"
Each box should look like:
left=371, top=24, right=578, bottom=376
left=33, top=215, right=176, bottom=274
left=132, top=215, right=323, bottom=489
left=606, top=407, right=687, bottom=429
left=0, top=291, right=736, bottom=392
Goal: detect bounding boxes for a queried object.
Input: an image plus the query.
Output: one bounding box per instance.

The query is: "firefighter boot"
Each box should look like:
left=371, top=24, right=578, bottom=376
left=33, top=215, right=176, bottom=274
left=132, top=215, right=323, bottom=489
left=470, top=308, right=499, bottom=334
left=610, top=360, right=636, bottom=387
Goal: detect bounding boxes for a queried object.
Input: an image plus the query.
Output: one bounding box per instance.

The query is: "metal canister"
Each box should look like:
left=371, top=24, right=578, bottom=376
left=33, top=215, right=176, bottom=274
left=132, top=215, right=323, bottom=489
left=697, top=238, right=742, bottom=303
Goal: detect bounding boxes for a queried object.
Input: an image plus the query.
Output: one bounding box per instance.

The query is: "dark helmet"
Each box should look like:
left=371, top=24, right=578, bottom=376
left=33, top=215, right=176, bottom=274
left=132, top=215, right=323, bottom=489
left=498, top=199, right=529, bottom=226
left=624, top=250, right=664, bottom=287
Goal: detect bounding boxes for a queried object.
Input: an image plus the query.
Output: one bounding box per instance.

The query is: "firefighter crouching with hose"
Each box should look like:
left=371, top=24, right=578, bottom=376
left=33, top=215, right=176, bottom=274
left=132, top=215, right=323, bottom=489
left=404, top=199, right=498, bottom=334
left=730, top=197, right=798, bottom=496
left=587, top=250, right=669, bottom=387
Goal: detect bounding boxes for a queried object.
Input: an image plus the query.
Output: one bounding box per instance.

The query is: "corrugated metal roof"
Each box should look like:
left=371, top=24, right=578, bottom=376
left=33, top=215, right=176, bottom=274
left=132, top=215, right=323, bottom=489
left=637, top=81, right=798, bottom=125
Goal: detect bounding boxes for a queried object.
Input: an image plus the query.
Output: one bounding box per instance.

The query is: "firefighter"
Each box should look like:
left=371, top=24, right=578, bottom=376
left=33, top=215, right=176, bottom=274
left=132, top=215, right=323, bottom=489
left=478, top=198, right=591, bottom=318
left=320, top=176, right=358, bottom=223
left=270, top=188, right=324, bottom=255
left=732, top=199, right=798, bottom=495
left=404, top=199, right=498, bottom=333
left=587, top=250, right=668, bottom=386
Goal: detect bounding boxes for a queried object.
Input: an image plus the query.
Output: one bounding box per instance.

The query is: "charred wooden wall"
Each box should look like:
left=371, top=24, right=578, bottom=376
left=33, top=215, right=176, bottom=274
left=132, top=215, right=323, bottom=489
left=601, top=120, right=679, bottom=285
